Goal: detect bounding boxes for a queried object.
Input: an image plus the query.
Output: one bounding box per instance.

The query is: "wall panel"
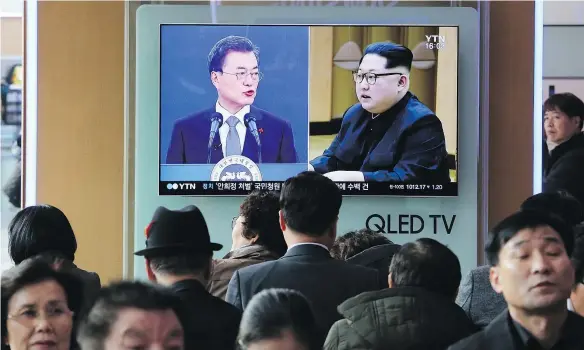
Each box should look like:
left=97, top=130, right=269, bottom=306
left=1, top=17, right=23, bottom=56
left=487, top=1, right=535, bottom=230
left=35, top=1, right=125, bottom=284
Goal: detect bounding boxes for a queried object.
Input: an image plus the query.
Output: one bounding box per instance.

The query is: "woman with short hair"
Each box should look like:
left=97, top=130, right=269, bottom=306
left=2, top=257, right=83, bottom=350
left=8, top=205, right=101, bottom=312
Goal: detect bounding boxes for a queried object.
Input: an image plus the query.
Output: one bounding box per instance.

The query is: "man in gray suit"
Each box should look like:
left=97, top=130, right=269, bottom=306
left=226, top=172, right=380, bottom=342
left=456, top=265, right=506, bottom=328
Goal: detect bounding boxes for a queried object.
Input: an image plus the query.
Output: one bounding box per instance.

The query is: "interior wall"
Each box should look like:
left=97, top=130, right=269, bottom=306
left=543, top=1, right=584, bottom=25
left=543, top=26, right=584, bottom=78
left=33, top=1, right=125, bottom=284
left=487, top=1, right=535, bottom=230
left=1, top=17, right=23, bottom=56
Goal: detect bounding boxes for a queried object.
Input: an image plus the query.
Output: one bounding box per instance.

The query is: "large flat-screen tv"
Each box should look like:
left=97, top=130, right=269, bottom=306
left=159, top=24, right=459, bottom=196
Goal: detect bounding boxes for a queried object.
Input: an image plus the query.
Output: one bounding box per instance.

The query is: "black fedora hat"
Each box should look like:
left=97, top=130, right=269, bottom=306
left=134, top=205, right=222, bottom=257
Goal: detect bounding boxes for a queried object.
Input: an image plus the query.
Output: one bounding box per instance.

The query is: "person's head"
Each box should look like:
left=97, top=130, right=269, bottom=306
left=231, top=190, right=287, bottom=256
left=354, top=42, right=413, bottom=114
left=486, top=210, right=575, bottom=314
left=571, top=225, right=584, bottom=316
left=388, top=238, right=461, bottom=300
left=134, top=205, right=222, bottom=284
left=238, top=289, right=320, bottom=350
left=279, top=172, right=342, bottom=247
left=8, top=205, right=77, bottom=264
left=543, top=92, right=584, bottom=144
left=330, top=229, right=393, bottom=260
left=520, top=190, right=584, bottom=226
left=148, top=253, right=212, bottom=284
left=208, top=35, right=261, bottom=114
left=2, top=257, right=83, bottom=350
left=77, top=281, right=185, bottom=350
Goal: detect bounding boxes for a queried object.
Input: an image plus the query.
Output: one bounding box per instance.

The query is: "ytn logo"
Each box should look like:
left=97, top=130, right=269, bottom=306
left=425, top=35, right=446, bottom=44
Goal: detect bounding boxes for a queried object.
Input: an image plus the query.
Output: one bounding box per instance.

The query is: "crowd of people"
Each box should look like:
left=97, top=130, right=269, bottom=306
left=2, top=170, right=584, bottom=350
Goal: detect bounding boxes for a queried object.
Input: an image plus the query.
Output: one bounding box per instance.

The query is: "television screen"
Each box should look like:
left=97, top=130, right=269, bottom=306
left=159, top=24, right=458, bottom=196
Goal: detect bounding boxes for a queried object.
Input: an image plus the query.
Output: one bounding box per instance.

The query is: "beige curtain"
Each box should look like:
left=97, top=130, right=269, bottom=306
left=331, top=26, right=438, bottom=118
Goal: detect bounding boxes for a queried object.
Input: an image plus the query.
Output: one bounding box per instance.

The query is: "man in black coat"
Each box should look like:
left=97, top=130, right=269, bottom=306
left=226, top=172, right=380, bottom=340
left=135, top=205, right=241, bottom=350
left=325, top=238, right=478, bottom=350
left=309, top=42, right=450, bottom=183
left=448, top=210, right=584, bottom=350
left=542, top=92, right=584, bottom=206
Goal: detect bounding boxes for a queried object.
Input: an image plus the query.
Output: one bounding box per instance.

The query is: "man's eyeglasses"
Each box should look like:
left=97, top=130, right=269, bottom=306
left=221, top=71, right=263, bottom=82
left=353, top=71, right=401, bottom=85
left=7, top=302, right=74, bottom=328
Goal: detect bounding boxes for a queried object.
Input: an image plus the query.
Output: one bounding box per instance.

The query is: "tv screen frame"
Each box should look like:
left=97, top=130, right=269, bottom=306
left=157, top=23, right=460, bottom=197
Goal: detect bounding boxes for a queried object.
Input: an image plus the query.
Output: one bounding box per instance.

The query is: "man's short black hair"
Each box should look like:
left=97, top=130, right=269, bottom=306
left=389, top=238, right=461, bottom=299
left=330, top=229, right=393, bottom=261
left=520, top=190, right=584, bottom=226
left=543, top=92, right=584, bottom=129
left=486, top=210, right=575, bottom=266
left=360, top=42, right=413, bottom=71
left=239, top=190, right=287, bottom=257
left=208, top=35, right=260, bottom=74
left=280, top=172, right=342, bottom=237
left=8, top=204, right=78, bottom=264
left=149, top=253, right=212, bottom=278
left=77, top=281, right=184, bottom=350
left=238, top=288, right=321, bottom=350
left=572, top=224, right=584, bottom=286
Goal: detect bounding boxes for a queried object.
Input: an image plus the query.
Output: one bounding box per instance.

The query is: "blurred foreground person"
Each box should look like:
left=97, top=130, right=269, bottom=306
left=570, top=226, right=584, bottom=316
left=449, top=210, right=584, bottom=349
left=77, top=281, right=185, bottom=350
left=237, top=289, right=321, bottom=350
left=456, top=190, right=584, bottom=329
left=2, top=257, right=83, bottom=350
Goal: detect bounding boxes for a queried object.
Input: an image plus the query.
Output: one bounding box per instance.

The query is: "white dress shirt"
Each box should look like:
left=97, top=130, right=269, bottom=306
left=568, top=298, right=574, bottom=312
left=216, top=102, right=249, bottom=157
left=287, top=242, right=329, bottom=252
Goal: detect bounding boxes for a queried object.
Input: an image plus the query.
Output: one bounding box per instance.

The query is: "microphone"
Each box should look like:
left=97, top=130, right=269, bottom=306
left=207, top=112, right=223, bottom=164
left=244, top=113, right=262, bottom=163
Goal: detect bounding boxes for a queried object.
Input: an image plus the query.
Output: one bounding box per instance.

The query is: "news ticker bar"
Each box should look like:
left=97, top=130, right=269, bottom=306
left=159, top=181, right=458, bottom=196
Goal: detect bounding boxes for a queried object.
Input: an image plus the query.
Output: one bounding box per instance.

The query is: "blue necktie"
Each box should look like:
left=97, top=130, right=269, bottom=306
left=225, top=116, right=241, bottom=156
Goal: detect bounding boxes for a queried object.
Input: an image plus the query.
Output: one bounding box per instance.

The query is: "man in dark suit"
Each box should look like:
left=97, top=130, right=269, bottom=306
left=225, top=172, right=380, bottom=339
left=449, top=210, right=584, bottom=350
left=135, top=205, right=241, bottom=350
left=166, top=35, right=297, bottom=164
left=310, top=42, right=450, bottom=183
